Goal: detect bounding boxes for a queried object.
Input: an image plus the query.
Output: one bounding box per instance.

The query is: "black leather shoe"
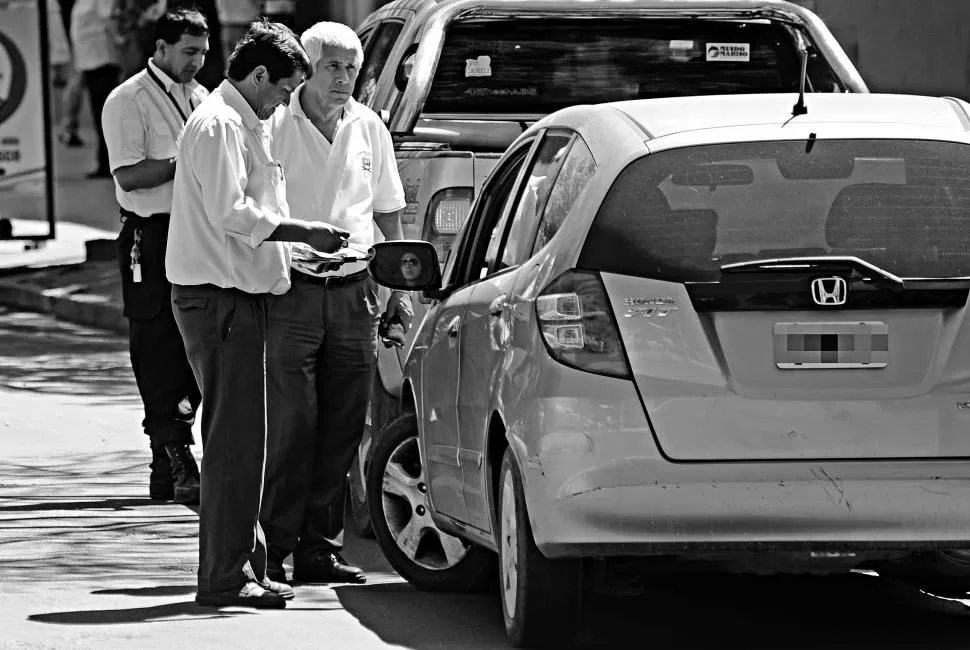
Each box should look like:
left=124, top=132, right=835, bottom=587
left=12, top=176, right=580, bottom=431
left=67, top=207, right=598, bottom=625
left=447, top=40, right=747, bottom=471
left=149, top=442, right=174, bottom=501
left=58, top=132, right=84, bottom=147
left=165, top=444, right=200, bottom=505
left=293, top=551, right=366, bottom=584
left=196, top=582, right=286, bottom=609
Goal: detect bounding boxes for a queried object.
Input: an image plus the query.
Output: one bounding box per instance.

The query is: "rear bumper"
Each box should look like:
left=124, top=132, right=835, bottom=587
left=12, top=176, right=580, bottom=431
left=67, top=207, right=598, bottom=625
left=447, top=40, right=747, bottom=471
left=533, top=477, right=970, bottom=559
left=515, top=388, right=970, bottom=560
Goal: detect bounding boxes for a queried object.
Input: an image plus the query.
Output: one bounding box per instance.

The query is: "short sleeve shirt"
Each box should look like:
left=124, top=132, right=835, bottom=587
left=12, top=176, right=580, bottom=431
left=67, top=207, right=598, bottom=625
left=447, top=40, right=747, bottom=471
left=269, top=90, right=405, bottom=277
left=102, top=59, right=209, bottom=217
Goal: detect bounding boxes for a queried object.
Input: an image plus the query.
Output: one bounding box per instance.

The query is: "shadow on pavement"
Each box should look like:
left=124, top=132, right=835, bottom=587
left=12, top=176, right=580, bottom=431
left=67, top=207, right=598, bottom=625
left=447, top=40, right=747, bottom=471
left=0, top=497, right=166, bottom=512
left=92, top=585, right=197, bottom=597
left=0, top=308, right=136, bottom=400
left=28, top=601, right=252, bottom=625
left=335, top=581, right=508, bottom=650
left=335, top=571, right=970, bottom=649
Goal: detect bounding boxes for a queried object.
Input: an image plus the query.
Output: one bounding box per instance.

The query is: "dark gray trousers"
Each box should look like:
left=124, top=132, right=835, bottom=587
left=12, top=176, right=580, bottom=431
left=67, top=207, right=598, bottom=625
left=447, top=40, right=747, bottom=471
left=117, top=213, right=199, bottom=447
left=260, top=272, right=380, bottom=563
left=171, top=283, right=269, bottom=594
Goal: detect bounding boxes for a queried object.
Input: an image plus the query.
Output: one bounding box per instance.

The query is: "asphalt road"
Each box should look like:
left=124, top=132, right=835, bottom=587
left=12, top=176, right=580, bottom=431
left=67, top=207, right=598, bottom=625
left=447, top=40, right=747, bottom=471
left=2, top=307, right=970, bottom=649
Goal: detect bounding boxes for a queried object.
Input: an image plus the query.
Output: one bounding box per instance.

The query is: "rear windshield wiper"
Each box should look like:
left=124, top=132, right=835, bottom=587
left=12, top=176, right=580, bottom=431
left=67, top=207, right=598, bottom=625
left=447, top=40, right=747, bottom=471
left=720, top=256, right=905, bottom=288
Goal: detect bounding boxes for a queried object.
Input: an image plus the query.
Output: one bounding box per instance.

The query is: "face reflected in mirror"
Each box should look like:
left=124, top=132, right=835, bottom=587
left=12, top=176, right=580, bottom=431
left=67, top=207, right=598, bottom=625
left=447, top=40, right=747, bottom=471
left=399, top=252, right=423, bottom=285
left=368, top=241, right=439, bottom=291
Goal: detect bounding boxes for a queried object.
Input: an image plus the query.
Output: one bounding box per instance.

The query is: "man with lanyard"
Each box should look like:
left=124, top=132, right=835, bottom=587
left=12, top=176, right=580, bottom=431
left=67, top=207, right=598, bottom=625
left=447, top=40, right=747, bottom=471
left=261, top=21, right=411, bottom=585
left=102, top=9, right=209, bottom=504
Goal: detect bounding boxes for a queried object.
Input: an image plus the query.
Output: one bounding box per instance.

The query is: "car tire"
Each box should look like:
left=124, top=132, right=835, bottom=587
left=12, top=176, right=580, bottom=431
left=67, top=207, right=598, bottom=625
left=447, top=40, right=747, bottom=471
left=347, top=372, right=402, bottom=539
left=367, top=411, right=495, bottom=591
left=498, top=448, right=583, bottom=648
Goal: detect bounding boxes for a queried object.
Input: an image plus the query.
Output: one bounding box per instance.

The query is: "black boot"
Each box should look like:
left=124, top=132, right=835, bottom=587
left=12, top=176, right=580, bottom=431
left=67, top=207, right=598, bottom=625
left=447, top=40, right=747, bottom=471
left=149, top=442, right=174, bottom=500
left=164, top=443, right=200, bottom=505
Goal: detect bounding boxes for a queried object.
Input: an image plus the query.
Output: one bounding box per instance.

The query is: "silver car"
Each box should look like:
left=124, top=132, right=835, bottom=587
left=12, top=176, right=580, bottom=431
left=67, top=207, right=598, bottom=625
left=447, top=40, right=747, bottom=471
left=365, top=91, right=970, bottom=647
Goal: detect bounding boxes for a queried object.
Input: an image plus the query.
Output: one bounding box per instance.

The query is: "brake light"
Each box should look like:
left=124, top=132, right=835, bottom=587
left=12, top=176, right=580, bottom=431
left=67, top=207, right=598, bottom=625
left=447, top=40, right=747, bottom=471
left=426, top=187, right=473, bottom=263
left=536, top=270, right=631, bottom=379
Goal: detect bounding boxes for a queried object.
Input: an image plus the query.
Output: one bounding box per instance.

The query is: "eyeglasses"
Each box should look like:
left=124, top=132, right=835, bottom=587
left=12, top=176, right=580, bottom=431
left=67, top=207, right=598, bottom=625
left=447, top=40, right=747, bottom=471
left=400, top=258, right=421, bottom=267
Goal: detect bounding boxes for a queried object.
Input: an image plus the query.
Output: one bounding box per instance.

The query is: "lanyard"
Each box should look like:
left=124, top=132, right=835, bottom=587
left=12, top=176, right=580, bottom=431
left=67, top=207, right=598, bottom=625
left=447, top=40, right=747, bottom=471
left=146, top=65, right=193, bottom=123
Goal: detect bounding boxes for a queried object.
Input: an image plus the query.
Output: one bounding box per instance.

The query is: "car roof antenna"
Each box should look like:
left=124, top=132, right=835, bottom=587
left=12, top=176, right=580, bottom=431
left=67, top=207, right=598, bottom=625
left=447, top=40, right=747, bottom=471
left=792, top=33, right=809, bottom=117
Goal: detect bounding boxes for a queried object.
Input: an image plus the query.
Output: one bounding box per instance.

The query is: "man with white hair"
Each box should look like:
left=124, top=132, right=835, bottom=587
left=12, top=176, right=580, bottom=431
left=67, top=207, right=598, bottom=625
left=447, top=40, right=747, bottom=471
left=261, top=21, right=410, bottom=585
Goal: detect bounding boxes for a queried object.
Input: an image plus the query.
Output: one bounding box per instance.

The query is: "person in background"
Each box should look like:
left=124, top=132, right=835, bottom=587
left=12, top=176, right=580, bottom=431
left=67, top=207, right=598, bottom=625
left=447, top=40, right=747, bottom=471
left=261, top=20, right=410, bottom=586
left=69, top=0, right=122, bottom=177
left=213, top=0, right=259, bottom=73
left=101, top=8, right=209, bottom=505
left=166, top=19, right=349, bottom=608
left=115, top=0, right=169, bottom=80
left=52, top=0, right=85, bottom=146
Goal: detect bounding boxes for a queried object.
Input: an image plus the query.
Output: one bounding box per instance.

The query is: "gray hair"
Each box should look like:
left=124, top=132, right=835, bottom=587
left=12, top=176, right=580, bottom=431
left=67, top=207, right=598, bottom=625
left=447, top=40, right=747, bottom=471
left=300, top=21, right=363, bottom=70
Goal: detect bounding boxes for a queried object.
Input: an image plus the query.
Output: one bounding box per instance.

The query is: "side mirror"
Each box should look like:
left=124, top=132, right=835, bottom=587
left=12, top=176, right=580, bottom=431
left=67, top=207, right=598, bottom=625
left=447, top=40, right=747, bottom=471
left=368, top=240, right=441, bottom=292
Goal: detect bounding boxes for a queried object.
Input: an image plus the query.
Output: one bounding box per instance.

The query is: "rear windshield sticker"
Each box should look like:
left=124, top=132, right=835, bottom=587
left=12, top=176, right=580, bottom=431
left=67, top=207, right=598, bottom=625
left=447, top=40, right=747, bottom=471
left=706, top=43, right=751, bottom=62
left=465, top=55, right=493, bottom=77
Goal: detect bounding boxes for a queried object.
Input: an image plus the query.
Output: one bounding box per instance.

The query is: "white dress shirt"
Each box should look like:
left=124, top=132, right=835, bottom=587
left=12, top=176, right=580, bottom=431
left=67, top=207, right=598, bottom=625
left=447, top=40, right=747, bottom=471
left=269, top=90, right=405, bottom=277
left=102, top=59, right=208, bottom=217
left=166, top=81, right=291, bottom=295
left=69, top=0, right=120, bottom=72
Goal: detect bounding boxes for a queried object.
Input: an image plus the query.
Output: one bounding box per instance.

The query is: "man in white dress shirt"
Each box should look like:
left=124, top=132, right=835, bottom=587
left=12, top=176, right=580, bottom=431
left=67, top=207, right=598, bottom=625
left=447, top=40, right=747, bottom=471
left=102, top=9, right=209, bottom=505
left=260, top=21, right=411, bottom=586
left=167, top=19, right=350, bottom=610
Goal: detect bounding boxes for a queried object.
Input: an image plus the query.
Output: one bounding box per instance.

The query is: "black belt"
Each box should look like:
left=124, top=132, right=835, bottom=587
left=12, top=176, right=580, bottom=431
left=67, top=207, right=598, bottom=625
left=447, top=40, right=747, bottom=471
left=292, top=268, right=370, bottom=287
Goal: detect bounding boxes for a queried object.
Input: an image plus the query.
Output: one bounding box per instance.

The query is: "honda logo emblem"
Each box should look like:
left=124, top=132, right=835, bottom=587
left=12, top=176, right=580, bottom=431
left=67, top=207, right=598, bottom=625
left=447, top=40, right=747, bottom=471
left=811, top=276, right=847, bottom=306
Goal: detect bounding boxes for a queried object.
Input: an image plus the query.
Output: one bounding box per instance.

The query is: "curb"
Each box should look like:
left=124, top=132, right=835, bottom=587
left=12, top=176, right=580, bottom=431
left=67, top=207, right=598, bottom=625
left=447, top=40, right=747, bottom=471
left=0, top=276, right=127, bottom=335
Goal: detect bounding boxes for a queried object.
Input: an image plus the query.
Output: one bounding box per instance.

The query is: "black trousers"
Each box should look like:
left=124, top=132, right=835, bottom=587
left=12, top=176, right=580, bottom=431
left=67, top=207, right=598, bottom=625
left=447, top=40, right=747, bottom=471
left=261, top=271, right=380, bottom=562
left=116, top=212, right=200, bottom=447
left=82, top=64, right=120, bottom=174
left=172, top=283, right=271, bottom=594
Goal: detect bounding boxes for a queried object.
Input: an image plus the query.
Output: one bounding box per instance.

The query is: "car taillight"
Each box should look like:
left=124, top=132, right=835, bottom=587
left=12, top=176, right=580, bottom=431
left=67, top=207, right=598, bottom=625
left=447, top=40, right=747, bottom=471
left=426, top=188, right=473, bottom=262
left=536, top=270, right=631, bottom=379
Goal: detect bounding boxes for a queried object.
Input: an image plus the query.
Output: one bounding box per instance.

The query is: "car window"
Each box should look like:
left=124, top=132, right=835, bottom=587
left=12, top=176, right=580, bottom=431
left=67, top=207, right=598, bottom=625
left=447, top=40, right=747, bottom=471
left=579, top=139, right=970, bottom=282
left=450, top=146, right=531, bottom=287
left=498, top=133, right=573, bottom=269
left=423, top=18, right=843, bottom=115
left=355, top=21, right=404, bottom=106
left=532, top=136, right=597, bottom=254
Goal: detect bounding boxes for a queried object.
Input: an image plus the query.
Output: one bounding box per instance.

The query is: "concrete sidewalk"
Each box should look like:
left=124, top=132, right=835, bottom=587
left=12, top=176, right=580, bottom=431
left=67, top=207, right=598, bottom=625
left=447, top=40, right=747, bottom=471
left=0, top=258, right=124, bottom=334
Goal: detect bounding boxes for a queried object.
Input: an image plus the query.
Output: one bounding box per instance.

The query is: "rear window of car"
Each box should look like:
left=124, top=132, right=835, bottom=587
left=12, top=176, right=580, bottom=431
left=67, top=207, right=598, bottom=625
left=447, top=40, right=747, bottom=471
left=422, top=18, right=843, bottom=114
left=578, top=139, right=970, bottom=281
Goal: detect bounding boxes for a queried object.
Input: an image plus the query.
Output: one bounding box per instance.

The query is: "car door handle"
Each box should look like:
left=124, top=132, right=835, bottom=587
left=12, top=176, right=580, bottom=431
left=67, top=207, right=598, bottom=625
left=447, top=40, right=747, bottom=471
left=447, top=317, right=460, bottom=337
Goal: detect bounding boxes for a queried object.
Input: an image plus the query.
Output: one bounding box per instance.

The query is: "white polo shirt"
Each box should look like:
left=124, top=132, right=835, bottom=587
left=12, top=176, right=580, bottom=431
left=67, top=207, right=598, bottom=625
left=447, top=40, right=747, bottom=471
left=269, top=90, right=405, bottom=277
left=102, top=59, right=209, bottom=218
left=166, top=81, right=291, bottom=295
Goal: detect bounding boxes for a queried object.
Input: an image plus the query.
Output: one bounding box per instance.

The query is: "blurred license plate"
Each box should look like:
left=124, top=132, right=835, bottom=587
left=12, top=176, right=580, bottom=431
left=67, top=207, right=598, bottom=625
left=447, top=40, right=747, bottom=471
left=773, top=321, right=888, bottom=369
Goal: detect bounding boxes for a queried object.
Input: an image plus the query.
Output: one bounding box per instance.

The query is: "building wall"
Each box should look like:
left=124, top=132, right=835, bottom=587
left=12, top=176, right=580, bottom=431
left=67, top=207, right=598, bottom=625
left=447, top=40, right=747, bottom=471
left=797, top=0, right=970, bottom=99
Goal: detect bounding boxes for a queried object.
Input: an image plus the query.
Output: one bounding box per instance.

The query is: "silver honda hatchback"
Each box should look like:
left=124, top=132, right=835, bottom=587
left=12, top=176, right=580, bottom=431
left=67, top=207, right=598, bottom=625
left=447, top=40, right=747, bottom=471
left=366, top=92, right=970, bottom=648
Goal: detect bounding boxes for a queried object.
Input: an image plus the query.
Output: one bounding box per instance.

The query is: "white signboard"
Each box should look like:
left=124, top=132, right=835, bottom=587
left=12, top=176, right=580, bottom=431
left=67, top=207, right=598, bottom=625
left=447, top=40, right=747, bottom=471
left=0, top=0, right=55, bottom=240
